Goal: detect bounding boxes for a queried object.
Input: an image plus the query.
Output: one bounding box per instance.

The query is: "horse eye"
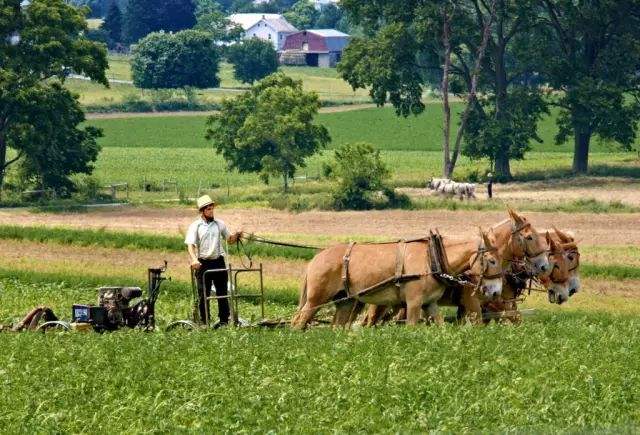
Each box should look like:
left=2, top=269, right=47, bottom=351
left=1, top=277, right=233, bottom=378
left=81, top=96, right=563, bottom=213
left=526, top=235, right=533, bottom=241
left=568, top=255, right=574, bottom=261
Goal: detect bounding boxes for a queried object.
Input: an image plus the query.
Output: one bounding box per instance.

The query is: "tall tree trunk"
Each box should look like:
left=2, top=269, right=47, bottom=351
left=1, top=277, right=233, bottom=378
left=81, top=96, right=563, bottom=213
left=441, top=7, right=452, bottom=178
left=283, top=173, right=289, bottom=192
left=448, top=0, right=496, bottom=176
left=573, top=130, right=591, bottom=173
left=493, top=22, right=512, bottom=180
left=495, top=152, right=511, bottom=180
left=0, top=135, right=6, bottom=200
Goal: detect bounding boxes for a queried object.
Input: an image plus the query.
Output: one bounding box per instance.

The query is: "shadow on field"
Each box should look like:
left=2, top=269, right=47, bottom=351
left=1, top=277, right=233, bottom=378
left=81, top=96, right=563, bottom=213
left=514, top=163, right=640, bottom=182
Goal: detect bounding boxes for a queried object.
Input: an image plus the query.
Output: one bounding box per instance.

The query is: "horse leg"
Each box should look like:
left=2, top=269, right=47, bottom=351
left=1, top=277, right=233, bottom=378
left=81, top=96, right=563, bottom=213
left=461, top=288, right=483, bottom=325
left=292, top=297, right=324, bottom=330
left=424, top=302, right=443, bottom=325
left=333, top=300, right=364, bottom=328
left=362, top=304, right=387, bottom=327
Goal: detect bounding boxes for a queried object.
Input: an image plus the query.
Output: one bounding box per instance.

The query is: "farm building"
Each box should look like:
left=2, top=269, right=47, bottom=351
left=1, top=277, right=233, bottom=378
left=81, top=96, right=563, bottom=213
left=281, top=29, right=350, bottom=67
left=227, top=13, right=298, bottom=51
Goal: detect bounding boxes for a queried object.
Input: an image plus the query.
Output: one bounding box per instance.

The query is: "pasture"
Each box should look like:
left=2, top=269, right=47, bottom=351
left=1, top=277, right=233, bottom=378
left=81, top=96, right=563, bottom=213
left=69, top=58, right=373, bottom=107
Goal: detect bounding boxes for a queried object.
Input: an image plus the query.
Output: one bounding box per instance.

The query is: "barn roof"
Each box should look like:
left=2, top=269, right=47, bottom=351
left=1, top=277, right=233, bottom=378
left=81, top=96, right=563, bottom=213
left=306, top=29, right=350, bottom=38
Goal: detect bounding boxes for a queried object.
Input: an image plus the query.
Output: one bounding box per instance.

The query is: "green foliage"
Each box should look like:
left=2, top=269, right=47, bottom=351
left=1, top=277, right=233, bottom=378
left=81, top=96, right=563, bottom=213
left=123, top=0, right=196, bottom=43
left=2, top=287, right=640, bottom=433
left=194, top=0, right=244, bottom=42
left=537, top=0, right=640, bottom=173
left=283, top=0, right=318, bottom=29
left=329, top=142, right=392, bottom=210
left=206, top=72, right=330, bottom=191
left=463, top=88, right=549, bottom=178
left=101, top=1, right=122, bottom=45
left=131, top=30, right=220, bottom=89
left=13, top=83, right=102, bottom=195
left=227, top=38, right=279, bottom=85
left=0, top=0, right=108, bottom=195
left=314, top=4, right=343, bottom=29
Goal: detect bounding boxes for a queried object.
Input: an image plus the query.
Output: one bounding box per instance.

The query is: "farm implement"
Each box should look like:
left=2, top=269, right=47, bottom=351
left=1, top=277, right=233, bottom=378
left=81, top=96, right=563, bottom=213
left=5, top=263, right=170, bottom=333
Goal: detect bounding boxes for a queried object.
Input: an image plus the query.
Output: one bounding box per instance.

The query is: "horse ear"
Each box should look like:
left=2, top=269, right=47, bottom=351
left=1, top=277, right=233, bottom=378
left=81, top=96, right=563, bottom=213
left=508, top=207, right=524, bottom=224
left=482, top=231, right=494, bottom=250
left=553, top=226, right=573, bottom=243
left=548, top=235, right=562, bottom=253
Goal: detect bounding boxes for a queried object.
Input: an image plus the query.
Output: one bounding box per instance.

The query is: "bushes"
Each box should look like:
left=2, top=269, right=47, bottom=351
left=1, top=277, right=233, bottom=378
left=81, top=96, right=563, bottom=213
left=327, top=142, right=410, bottom=210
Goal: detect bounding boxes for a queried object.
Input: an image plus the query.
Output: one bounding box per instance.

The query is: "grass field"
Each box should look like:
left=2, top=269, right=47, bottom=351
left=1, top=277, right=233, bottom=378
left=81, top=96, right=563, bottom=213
left=1, top=228, right=640, bottom=432
left=77, top=106, right=640, bottom=206
left=72, top=57, right=373, bottom=107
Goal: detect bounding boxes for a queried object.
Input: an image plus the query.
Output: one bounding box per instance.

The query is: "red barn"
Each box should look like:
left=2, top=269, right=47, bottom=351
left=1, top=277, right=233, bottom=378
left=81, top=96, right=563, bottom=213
left=281, top=29, right=350, bottom=67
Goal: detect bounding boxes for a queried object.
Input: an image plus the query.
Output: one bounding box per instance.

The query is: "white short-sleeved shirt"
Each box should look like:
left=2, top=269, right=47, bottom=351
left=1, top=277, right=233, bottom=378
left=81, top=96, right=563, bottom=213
left=184, top=218, right=231, bottom=260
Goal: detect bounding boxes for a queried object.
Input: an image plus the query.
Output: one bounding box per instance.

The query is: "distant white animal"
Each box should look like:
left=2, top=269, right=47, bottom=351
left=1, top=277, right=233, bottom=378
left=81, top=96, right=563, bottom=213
left=427, top=177, right=476, bottom=200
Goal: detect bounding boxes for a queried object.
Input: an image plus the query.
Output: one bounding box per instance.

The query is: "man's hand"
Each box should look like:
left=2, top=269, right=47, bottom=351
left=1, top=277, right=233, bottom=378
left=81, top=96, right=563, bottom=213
left=190, top=260, right=201, bottom=270
left=228, top=231, right=243, bottom=244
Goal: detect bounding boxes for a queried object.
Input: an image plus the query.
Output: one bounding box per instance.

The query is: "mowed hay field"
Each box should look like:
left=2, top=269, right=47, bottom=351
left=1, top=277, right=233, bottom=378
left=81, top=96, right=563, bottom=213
left=1, top=208, right=640, bottom=432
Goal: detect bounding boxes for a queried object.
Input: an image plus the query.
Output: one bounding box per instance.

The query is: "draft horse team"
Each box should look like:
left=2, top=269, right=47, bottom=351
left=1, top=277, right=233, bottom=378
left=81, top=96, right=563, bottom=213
left=291, top=209, right=580, bottom=328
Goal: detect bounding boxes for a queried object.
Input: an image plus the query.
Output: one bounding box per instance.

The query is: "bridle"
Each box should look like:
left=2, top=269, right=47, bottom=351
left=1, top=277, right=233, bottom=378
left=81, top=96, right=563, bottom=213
left=511, top=221, right=548, bottom=260
left=467, top=245, right=503, bottom=285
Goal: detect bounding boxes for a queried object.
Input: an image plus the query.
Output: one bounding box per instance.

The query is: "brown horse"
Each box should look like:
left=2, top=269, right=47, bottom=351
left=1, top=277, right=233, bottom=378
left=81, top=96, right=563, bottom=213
left=363, top=209, right=552, bottom=326
left=552, top=227, right=581, bottom=297
left=291, top=231, right=503, bottom=329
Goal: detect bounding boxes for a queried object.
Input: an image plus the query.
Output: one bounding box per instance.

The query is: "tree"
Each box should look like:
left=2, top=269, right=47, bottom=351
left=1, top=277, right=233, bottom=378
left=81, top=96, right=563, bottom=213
left=537, top=0, right=640, bottom=173
left=339, top=0, right=547, bottom=180
left=123, top=0, right=196, bottom=43
left=205, top=73, right=330, bottom=191
left=194, top=0, right=244, bottom=42
left=0, top=0, right=108, bottom=196
left=131, top=30, right=220, bottom=89
left=328, top=142, right=391, bottom=210
left=15, top=83, right=102, bottom=194
left=101, top=1, right=122, bottom=45
left=314, top=4, right=343, bottom=29
left=284, top=0, right=319, bottom=29
left=227, top=38, right=278, bottom=84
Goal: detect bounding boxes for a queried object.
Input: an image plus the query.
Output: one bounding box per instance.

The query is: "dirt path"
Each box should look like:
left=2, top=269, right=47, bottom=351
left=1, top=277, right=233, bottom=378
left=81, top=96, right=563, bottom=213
left=0, top=207, right=637, bottom=246
left=401, top=176, right=640, bottom=207
left=85, top=104, right=376, bottom=120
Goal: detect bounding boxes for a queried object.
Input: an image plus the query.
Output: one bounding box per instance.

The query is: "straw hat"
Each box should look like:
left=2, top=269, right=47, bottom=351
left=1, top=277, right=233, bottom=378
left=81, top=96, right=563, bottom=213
left=197, top=195, right=215, bottom=210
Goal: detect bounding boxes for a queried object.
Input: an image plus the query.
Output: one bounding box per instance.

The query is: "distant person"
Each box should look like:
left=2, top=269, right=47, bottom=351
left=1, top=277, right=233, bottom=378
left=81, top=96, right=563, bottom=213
left=487, top=172, right=494, bottom=199
left=185, top=195, right=242, bottom=327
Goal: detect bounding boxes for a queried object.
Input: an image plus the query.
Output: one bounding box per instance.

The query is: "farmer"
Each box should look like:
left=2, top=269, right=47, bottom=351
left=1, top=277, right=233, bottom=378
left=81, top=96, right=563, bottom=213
left=185, top=195, right=242, bottom=327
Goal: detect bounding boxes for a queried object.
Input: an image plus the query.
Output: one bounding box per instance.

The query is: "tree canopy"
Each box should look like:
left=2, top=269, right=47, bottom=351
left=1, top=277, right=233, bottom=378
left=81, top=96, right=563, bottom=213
left=123, top=0, right=196, bottom=43
left=284, top=0, right=319, bottom=29
left=536, top=0, right=640, bottom=173
left=205, top=73, right=330, bottom=191
left=339, top=0, right=550, bottom=179
left=131, top=30, right=220, bottom=89
left=227, top=38, right=279, bottom=84
left=0, top=0, right=108, bottom=196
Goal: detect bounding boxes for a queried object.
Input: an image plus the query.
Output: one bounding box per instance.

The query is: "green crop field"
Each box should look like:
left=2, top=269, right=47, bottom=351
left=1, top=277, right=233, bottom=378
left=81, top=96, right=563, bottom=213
left=80, top=106, right=640, bottom=205
left=2, top=273, right=640, bottom=432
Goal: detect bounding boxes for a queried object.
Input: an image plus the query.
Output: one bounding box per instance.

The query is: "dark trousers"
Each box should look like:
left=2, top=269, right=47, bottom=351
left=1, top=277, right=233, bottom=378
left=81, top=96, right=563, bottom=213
left=195, top=257, right=230, bottom=325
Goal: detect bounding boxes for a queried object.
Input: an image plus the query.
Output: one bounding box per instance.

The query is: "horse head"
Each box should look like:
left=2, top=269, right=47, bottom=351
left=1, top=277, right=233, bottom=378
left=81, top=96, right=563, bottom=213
left=553, top=226, right=581, bottom=297
left=508, top=208, right=550, bottom=275
left=541, top=233, right=571, bottom=305
left=468, top=230, right=503, bottom=300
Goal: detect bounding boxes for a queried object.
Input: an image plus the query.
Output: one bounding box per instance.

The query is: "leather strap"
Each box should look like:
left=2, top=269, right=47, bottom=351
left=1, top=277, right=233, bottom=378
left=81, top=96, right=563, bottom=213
left=342, top=242, right=356, bottom=296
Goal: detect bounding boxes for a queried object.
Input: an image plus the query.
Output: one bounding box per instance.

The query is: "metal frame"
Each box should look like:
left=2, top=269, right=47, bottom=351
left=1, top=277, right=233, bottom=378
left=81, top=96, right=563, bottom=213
left=196, top=263, right=265, bottom=327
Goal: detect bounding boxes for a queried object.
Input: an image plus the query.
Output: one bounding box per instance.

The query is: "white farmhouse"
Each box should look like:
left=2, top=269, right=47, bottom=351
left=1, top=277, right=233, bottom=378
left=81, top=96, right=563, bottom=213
left=228, top=13, right=298, bottom=51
